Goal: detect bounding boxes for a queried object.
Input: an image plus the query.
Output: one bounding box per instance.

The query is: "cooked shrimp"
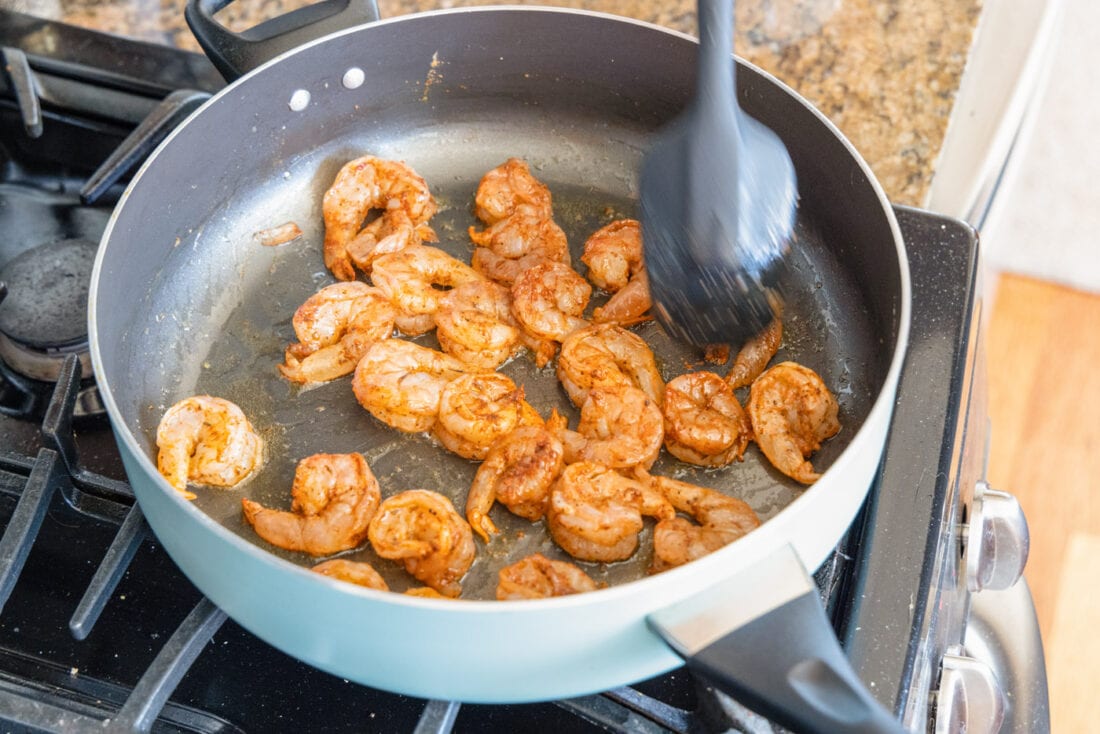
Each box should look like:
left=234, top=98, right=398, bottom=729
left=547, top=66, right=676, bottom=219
left=470, top=206, right=570, bottom=286
left=345, top=208, right=437, bottom=275
left=368, top=489, right=476, bottom=598
left=473, top=158, right=553, bottom=224
left=547, top=461, right=673, bottom=563
left=663, top=371, right=752, bottom=467
left=156, top=396, right=264, bottom=500
left=510, top=260, right=591, bottom=342
left=371, top=244, right=484, bottom=326
left=644, top=473, right=761, bottom=572
left=466, top=424, right=565, bottom=542
left=322, top=155, right=437, bottom=281
left=432, top=373, right=540, bottom=461
left=593, top=269, right=651, bottom=325
left=434, top=281, right=522, bottom=370
left=726, top=317, right=783, bottom=390
left=556, top=323, right=664, bottom=407
left=557, top=385, right=664, bottom=471
left=312, top=558, right=389, bottom=590
left=241, top=452, right=380, bottom=557
left=581, top=219, right=643, bottom=293
left=278, top=282, right=396, bottom=384
left=496, top=553, right=600, bottom=600
left=351, top=339, right=467, bottom=433
left=747, top=361, right=840, bottom=484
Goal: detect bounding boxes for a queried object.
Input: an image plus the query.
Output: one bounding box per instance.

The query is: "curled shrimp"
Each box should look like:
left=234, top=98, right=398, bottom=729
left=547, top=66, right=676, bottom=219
left=556, top=323, right=664, bottom=408
left=747, top=361, right=840, bottom=484
left=351, top=339, right=467, bottom=433
left=345, top=208, right=437, bottom=275
left=432, top=373, right=541, bottom=461
left=434, top=281, right=522, bottom=370
left=497, top=553, right=600, bottom=600
left=473, top=158, right=553, bottom=225
left=470, top=206, right=570, bottom=286
left=241, top=452, right=380, bottom=557
left=510, top=260, right=591, bottom=342
left=156, top=396, right=264, bottom=500
left=547, top=461, right=673, bottom=563
left=644, top=473, right=761, bottom=573
left=465, top=423, right=565, bottom=542
left=726, top=317, right=783, bottom=390
left=593, top=270, right=651, bottom=326
left=278, top=282, right=396, bottom=384
left=371, top=245, right=485, bottom=334
left=312, top=558, right=389, bottom=591
left=557, top=385, right=664, bottom=471
left=663, top=371, right=752, bottom=467
left=368, top=489, right=475, bottom=598
left=322, top=155, right=437, bottom=281
left=581, top=219, right=643, bottom=293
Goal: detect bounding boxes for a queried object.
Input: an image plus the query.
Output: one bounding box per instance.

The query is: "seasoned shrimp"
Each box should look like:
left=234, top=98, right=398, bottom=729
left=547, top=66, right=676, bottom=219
left=663, top=371, right=752, bottom=467
left=351, top=339, right=468, bottom=433
left=241, top=452, right=380, bottom=556
left=432, top=373, right=540, bottom=461
left=470, top=206, right=570, bottom=286
left=747, top=361, right=840, bottom=484
left=581, top=219, right=643, bottom=293
left=312, top=558, right=389, bottom=590
left=593, top=269, right=651, bottom=325
left=371, top=244, right=484, bottom=327
left=322, top=155, right=437, bottom=281
left=556, top=323, right=664, bottom=407
left=510, top=260, right=591, bottom=342
left=644, top=473, right=761, bottom=572
left=547, top=461, right=673, bottom=563
left=473, top=158, right=553, bottom=224
left=557, top=385, right=664, bottom=471
left=156, top=396, right=263, bottom=500
left=466, top=423, right=565, bottom=542
left=278, top=282, right=396, bottom=384
left=497, top=553, right=600, bottom=600
left=368, top=489, right=476, bottom=598
left=726, top=317, right=783, bottom=390
left=434, top=281, right=522, bottom=370
left=345, top=208, right=437, bottom=275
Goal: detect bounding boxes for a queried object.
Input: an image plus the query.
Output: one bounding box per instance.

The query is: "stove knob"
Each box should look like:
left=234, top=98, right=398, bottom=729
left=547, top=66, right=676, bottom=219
left=934, top=646, right=1006, bottom=734
left=964, top=480, right=1029, bottom=592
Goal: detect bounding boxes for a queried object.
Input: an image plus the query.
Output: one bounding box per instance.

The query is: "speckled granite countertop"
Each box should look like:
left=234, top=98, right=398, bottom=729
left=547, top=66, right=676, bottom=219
left=9, top=0, right=981, bottom=207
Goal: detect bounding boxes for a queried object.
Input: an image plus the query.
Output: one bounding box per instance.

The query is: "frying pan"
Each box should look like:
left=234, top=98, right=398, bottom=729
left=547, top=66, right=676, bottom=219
left=88, top=2, right=911, bottom=730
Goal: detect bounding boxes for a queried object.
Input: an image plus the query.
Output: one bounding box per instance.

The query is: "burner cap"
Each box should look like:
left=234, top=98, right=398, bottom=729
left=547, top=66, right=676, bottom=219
left=0, top=238, right=97, bottom=349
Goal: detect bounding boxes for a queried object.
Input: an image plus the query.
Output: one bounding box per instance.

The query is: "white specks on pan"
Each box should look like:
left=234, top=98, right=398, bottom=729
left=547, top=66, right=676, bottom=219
left=288, top=89, right=311, bottom=112
left=342, top=67, right=366, bottom=89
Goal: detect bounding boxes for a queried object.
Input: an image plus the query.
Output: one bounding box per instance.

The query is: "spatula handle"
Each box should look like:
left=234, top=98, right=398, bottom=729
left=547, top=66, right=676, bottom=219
left=695, top=0, right=736, bottom=108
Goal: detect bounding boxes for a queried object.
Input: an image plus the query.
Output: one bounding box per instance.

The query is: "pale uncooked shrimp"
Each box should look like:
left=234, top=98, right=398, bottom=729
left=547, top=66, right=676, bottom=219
left=581, top=219, right=643, bottom=293
left=726, top=317, right=783, bottom=390
left=312, top=558, right=389, bottom=590
left=344, top=208, right=437, bottom=275
left=351, top=339, right=468, bottom=433
left=156, top=396, right=264, bottom=500
left=278, top=282, right=396, bottom=384
left=747, top=361, right=840, bottom=484
left=434, top=281, right=522, bottom=370
left=644, top=473, right=761, bottom=573
left=465, top=423, right=565, bottom=542
left=556, top=323, right=664, bottom=407
left=432, top=373, right=541, bottom=461
left=473, top=158, right=553, bottom=225
left=367, top=489, right=476, bottom=598
left=470, top=206, right=570, bottom=286
left=593, top=270, right=652, bottom=325
left=496, top=553, right=600, bottom=600
left=557, top=385, right=664, bottom=471
left=663, top=371, right=752, bottom=467
left=322, top=155, right=437, bottom=281
left=241, top=452, right=380, bottom=557
left=547, top=461, right=673, bottom=563
left=371, top=245, right=485, bottom=329
left=510, top=260, right=591, bottom=342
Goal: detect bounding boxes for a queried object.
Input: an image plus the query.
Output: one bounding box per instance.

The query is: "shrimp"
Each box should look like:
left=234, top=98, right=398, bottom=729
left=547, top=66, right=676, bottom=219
left=510, top=260, right=591, bottom=342
left=644, top=473, right=761, bottom=573
left=593, top=269, right=651, bottom=326
left=466, top=423, right=565, bottom=542
left=368, top=489, right=476, bottom=598
left=747, top=361, right=840, bottom=484
left=547, top=461, right=673, bottom=563
left=432, top=373, right=541, bottom=461
left=278, top=282, right=396, bottom=384
left=557, top=385, right=664, bottom=471
left=663, top=371, right=752, bottom=467
left=581, top=219, right=643, bottom=293
left=473, top=158, right=553, bottom=225
left=312, top=558, right=389, bottom=590
left=156, top=396, right=264, bottom=500
left=726, top=316, right=783, bottom=390
left=371, top=244, right=485, bottom=328
left=322, top=155, right=437, bottom=281
left=496, top=553, right=600, bottom=600
left=344, top=208, right=437, bottom=275
left=556, top=323, right=664, bottom=408
left=241, top=452, right=380, bottom=557
left=470, top=206, right=570, bottom=286
left=434, top=281, right=522, bottom=370
left=351, top=339, right=468, bottom=433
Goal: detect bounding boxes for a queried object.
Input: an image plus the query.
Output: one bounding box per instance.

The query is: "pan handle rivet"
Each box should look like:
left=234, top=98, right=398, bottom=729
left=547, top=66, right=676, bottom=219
left=288, top=89, right=311, bottom=112
left=342, top=67, right=366, bottom=89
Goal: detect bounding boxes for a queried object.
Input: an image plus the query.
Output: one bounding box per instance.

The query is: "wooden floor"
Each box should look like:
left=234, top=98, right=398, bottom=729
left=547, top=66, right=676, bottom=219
left=985, top=273, right=1100, bottom=733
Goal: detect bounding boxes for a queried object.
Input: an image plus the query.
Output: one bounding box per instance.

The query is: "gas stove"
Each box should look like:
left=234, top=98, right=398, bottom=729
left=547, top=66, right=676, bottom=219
left=0, top=8, right=1047, bottom=732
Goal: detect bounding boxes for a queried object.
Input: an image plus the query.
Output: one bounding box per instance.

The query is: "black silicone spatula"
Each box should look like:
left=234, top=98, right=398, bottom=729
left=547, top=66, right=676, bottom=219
left=640, top=0, right=797, bottom=348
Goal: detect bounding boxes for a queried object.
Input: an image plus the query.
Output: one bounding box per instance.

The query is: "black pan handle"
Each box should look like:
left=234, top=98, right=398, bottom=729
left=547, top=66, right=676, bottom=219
left=185, top=0, right=381, bottom=82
